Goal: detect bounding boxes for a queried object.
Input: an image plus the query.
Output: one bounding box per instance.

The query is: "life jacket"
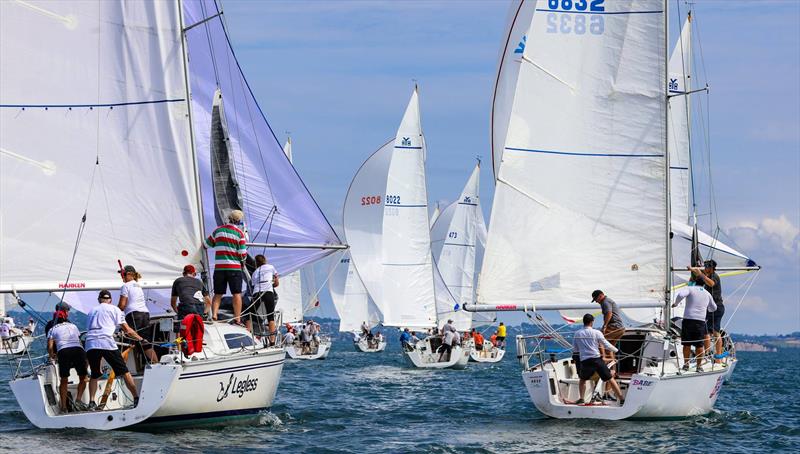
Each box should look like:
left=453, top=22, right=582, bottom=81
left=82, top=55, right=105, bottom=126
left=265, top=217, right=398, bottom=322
left=180, top=314, right=204, bottom=355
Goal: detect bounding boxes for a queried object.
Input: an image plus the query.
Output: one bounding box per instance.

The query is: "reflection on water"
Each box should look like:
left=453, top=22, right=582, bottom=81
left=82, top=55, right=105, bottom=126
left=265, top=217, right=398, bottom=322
left=1, top=343, right=797, bottom=453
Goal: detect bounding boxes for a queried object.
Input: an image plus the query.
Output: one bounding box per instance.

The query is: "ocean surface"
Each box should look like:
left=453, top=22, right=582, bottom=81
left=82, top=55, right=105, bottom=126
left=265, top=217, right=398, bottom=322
left=1, top=340, right=797, bottom=453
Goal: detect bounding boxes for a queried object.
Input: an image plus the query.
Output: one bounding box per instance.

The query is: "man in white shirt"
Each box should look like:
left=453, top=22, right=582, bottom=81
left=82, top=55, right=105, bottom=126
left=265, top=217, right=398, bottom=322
left=86, top=289, right=145, bottom=410
left=438, top=329, right=456, bottom=362
left=572, top=314, right=625, bottom=405
left=47, top=310, right=87, bottom=412
left=673, top=285, right=717, bottom=372
left=283, top=328, right=296, bottom=347
left=0, top=320, right=11, bottom=353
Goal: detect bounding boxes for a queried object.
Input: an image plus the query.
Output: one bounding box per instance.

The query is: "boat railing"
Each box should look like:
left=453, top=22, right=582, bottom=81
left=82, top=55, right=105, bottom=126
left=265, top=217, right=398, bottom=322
left=5, top=333, right=50, bottom=380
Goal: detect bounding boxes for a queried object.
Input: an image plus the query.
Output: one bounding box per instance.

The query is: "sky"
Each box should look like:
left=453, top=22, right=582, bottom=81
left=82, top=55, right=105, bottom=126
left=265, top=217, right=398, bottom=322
left=215, top=0, right=800, bottom=335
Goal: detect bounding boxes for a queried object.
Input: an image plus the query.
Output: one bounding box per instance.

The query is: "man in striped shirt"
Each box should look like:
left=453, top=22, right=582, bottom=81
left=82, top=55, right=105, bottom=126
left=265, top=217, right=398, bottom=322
left=205, top=210, right=247, bottom=324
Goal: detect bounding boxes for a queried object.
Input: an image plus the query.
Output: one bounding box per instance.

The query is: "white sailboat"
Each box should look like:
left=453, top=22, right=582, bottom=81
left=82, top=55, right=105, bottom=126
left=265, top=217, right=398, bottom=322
left=329, top=252, right=386, bottom=352
left=429, top=163, right=502, bottom=363
left=0, top=0, right=342, bottom=429
left=343, top=87, right=468, bottom=369
left=466, top=0, right=757, bottom=419
left=0, top=294, right=34, bottom=356
left=277, top=138, right=332, bottom=361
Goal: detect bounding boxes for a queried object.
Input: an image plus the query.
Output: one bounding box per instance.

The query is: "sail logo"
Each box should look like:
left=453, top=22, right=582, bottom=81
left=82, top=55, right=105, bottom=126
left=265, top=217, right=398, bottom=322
left=631, top=378, right=654, bottom=388
left=58, top=282, right=86, bottom=289
left=669, top=78, right=679, bottom=91
left=514, top=35, right=527, bottom=54
left=216, top=373, right=259, bottom=402
left=709, top=376, right=724, bottom=399
left=401, top=137, right=412, bottom=146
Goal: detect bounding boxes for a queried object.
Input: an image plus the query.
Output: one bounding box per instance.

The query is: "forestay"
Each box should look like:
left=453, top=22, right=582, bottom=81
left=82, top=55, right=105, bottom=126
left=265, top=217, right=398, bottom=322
left=479, top=1, right=668, bottom=316
left=0, top=1, right=203, bottom=292
left=274, top=138, right=304, bottom=324
left=329, top=252, right=381, bottom=332
left=430, top=163, right=491, bottom=331
left=182, top=0, right=341, bottom=277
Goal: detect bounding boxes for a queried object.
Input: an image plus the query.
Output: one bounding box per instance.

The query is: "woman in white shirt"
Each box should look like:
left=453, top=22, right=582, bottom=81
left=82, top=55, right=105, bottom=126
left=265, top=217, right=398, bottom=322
left=118, top=265, right=158, bottom=364
left=47, top=310, right=87, bottom=412
left=246, top=255, right=279, bottom=344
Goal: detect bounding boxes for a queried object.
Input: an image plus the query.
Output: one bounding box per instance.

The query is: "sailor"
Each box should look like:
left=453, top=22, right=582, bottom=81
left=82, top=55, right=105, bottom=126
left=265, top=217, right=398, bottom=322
left=490, top=332, right=498, bottom=347
left=45, top=301, right=72, bottom=336
left=299, top=322, right=312, bottom=354
left=283, top=327, right=296, bottom=347
left=247, top=254, right=279, bottom=340
left=24, top=318, right=35, bottom=335
left=572, top=314, right=625, bottom=405
left=118, top=265, right=158, bottom=364
left=409, top=331, right=419, bottom=345
left=496, top=322, right=507, bottom=349
left=171, top=264, right=211, bottom=321
left=672, top=285, right=717, bottom=372
left=438, top=328, right=455, bottom=362
left=0, top=319, right=11, bottom=352
left=472, top=329, right=484, bottom=352
left=399, top=328, right=413, bottom=351
left=591, top=290, right=625, bottom=362
left=47, top=309, right=88, bottom=412
left=205, top=209, right=248, bottom=325
left=691, top=260, right=725, bottom=363
left=86, top=289, right=144, bottom=410
left=310, top=320, right=321, bottom=347
left=442, top=319, right=456, bottom=336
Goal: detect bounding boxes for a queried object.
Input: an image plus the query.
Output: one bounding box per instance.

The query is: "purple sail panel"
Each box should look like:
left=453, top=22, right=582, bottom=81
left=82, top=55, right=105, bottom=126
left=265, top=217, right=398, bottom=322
left=182, top=0, right=341, bottom=276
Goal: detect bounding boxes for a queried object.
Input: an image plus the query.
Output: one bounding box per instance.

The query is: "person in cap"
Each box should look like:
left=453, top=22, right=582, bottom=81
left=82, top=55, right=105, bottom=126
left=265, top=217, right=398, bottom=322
left=45, top=301, right=72, bottom=337
left=246, top=254, right=279, bottom=341
left=572, top=314, right=625, bottom=405
left=690, top=259, right=725, bottom=362
left=205, top=209, right=248, bottom=325
left=591, top=290, right=625, bottom=362
left=438, top=327, right=456, bottom=362
left=171, top=264, right=211, bottom=320
left=47, top=309, right=88, bottom=412
left=118, top=265, right=158, bottom=364
left=24, top=318, right=36, bottom=336
left=399, top=328, right=413, bottom=351
left=672, top=285, right=716, bottom=372
left=496, top=322, right=507, bottom=349
left=86, top=289, right=144, bottom=410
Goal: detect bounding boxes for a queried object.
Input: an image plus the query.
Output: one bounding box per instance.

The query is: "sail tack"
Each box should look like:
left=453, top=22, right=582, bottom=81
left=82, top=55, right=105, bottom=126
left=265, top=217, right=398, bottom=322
left=479, top=1, right=668, bottom=311
left=0, top=1, right=203, bottom=292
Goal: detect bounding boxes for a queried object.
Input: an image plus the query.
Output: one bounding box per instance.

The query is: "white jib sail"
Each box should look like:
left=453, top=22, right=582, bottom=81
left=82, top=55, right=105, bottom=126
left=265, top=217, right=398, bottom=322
left=491, top=0, right=538, bottom=180
left=668, top=14, right=692, bottom=227
left=431, top=163, right=482, bottom=331
left=275, top=138, right=304, bottom=324
left=329, top=252, right=381, bottom=333
left=0, top=1, right=203, bottom=292
left=479, top=1, right=668, bottom=321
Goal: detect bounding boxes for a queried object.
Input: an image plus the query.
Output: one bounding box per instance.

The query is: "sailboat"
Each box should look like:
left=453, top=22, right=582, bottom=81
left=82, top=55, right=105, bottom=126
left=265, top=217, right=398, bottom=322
left=429, top=162, right=502, bottom=363
left=466, top=0, right=758, bottom=419
left=343, top=87, right=469, bottom=369
left=0, top=294, right=34, bottom=356
left=0, top=0, right=342, bottom=429
left=329, top=252, right=386, bottom=352
left=272, top=138, right=332, bottom=361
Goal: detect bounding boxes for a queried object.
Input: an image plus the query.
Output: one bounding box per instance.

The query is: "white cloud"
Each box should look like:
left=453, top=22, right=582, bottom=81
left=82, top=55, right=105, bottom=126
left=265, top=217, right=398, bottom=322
left=728, top=214, right=799, bottom=257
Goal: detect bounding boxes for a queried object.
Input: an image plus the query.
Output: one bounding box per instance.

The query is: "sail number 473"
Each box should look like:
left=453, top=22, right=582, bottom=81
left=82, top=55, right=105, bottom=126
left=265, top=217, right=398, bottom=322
left=546, top=0, right=605, bottom=36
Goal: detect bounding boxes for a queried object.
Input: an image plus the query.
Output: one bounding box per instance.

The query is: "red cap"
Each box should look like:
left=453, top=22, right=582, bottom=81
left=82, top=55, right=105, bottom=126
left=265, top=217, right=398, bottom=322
left=183, top=264, right=196, bottom=274
left=55, top=310, right=69, bottom=320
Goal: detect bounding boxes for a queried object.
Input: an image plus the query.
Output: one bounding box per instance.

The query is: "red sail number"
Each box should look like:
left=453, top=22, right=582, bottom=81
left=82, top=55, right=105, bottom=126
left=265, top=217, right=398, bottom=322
left=361, top=195, right=382, bottom=206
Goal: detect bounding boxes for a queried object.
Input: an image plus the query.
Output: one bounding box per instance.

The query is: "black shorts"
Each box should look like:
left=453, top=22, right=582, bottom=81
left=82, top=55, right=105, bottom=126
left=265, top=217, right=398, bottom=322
left=213, top=269, right=243, bottom=295
left=475, top=341, right=483, bottom=351
left=177, top=303, right=206, bottom=320
left=497, top=336, right=506, bottom=343
left=706, top=305, right=725, bottom=333
left=245, top=291, right=276, bottom=321
left=125, top=311, right=154, bottom=351
left=438, top=343, right=452, bottom=354
left=681, top=319, right=707, bottom=347
left=87, top=348, right=129, bottom=379
left=579, top=357, right=613, bottom=381
left=57, top=347, right=88, bottom=377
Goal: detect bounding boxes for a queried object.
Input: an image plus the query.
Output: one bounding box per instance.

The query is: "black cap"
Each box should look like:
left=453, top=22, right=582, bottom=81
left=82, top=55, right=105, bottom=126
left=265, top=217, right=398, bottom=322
left=583, top=313, right=595, bottom=325
left=98, top=289, right=112, bottom=299
left=703, top=259, right=717, bottom=269
left=123, top=265, right=137, bottom=274
left=591, top=290, right=603, bottom=301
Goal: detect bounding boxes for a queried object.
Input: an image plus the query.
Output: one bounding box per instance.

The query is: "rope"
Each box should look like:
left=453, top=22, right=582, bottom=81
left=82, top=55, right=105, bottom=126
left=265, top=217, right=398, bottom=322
left=722, top=270, right=760, bottom=331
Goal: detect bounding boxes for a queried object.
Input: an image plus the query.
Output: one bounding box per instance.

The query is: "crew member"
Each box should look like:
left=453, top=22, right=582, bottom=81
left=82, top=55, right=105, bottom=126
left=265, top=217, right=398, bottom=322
left=205, top=210, right=248, bottom=324
left=171, top=264, right=211, bottom=320
left=572, top=314, right=625, bottom=405
left=497, top=322, right=507, bottom=348
left=247, top=254, right=279, bottom=340
left=47, top=310, right=88, bottom=412
left=118, top=265, right=158, bottom=364
left=672, top=285, right=716, bottom=372
left=691, top=259, right=724, bottom=363
left=591, top=290, right=625, bottom=362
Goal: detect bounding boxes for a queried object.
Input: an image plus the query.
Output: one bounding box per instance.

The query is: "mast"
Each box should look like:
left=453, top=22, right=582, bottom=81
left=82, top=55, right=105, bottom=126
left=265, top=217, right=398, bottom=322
left=664, top=0, right=673, bottom=324
left=178, top=0, right=212, bottom=288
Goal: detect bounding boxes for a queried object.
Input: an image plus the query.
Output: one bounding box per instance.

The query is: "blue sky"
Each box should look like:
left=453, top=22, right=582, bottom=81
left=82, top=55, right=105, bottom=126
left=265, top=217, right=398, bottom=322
left=220, top=0, right=799, bottom=334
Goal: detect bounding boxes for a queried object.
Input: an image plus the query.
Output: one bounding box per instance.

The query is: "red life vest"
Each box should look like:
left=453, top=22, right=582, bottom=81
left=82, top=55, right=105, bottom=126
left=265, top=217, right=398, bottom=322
left=180, top=314, right=204, bottom=355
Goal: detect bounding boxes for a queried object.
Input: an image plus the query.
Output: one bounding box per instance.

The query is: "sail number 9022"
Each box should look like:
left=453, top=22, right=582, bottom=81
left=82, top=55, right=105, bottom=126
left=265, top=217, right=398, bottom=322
left=361, top=195, right=381, bottom=206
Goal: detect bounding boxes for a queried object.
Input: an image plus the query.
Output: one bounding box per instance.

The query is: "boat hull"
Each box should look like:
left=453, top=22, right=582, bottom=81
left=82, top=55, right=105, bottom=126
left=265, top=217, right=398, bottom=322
left=402, top=343, right=469, bottom=369
left=0, top=332, right=33, bottom=356
left=285, top=340, right=331, bottom=360
left=354, top=338, right=387, bottom=352
left=466, top=340, right=505, bottom=363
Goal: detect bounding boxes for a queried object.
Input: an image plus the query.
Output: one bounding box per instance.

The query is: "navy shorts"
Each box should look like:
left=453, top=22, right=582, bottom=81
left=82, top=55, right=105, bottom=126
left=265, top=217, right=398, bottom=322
left=706, top=305, right=725, bottom=333
left=579, top=357, right=613, bottom=381
left=87, top=349, right=129, bottom=379
left=213, top=269, right=243, bottom=295
left=57, top=347, right=88, bottom=377
left=681, top=319, right=707, bottom=347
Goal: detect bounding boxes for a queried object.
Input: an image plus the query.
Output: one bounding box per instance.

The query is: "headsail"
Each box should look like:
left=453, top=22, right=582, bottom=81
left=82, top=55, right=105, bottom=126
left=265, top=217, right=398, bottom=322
left=668, top=14, right=692, bottom=227
left=274, top=138, right=305, bottom=324
left=0, top=1, right=203, bottom=292
left=182, top=0, right=342, bottom=277
left=479, top=1, right=668, bottom=320
left=329, top=252, right=381, bottom=332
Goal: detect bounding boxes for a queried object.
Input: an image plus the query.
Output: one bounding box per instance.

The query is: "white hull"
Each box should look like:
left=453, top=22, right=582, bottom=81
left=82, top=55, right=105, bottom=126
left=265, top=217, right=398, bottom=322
left=0, top=330, right=33, bottom=356
left=466, top=340, right=505, bottom=363
left=9, top=322, right=285, bottom=429
left=286, top=339, right=331, bottom=360
left=402, top=338, right=469, bottom=369
left=354, top=337, right=387, bottom=353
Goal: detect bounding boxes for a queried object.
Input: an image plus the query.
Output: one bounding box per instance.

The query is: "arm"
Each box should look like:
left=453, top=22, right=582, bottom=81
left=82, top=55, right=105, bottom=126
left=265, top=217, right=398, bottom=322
left=272, top=273, right=279, bottom=288
left=118, top=295, right=128, bottom=312
left=597, top=331, right=618, bottom=353
left=170, top=296, right=178, bottom=313
left=672, top=288, right=688, bottom=307
left=689, top=267, right=715, bottom=287
left=707, top=294, right=717, bottom=313
left=48, top=338, right=57, bottom=359
left=120, top=323, right=143, bottom=342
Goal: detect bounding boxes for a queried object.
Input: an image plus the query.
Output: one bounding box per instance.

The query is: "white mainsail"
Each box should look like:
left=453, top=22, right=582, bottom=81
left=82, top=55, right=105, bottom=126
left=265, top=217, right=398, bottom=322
left=491, top=0, right=537, bottom=180
left=430, top=163, right=491, bottom=331
left=344, top=89, right=438, bottom=329
left=329, top=252, right=381, bottom=333
left=479, top=1, right=668, bottom=317
left=0, top=1, right=204, bottom=292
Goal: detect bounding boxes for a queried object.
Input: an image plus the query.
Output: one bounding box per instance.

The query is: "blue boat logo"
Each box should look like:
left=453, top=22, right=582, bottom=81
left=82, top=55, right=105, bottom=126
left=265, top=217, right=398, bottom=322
left=514, top=35, right=527, bottom=54
left=402, top=137, right=411, bottom=146
left=669, top=78, right=679, bottom=91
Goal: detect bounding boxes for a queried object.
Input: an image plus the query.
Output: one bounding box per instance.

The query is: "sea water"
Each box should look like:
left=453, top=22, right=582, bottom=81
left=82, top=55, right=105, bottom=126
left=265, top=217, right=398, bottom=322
left=1, top=342, right=797, bottom=453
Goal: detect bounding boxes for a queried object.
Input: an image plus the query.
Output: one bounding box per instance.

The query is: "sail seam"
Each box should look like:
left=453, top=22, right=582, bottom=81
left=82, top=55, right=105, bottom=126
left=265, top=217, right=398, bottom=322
left=505, top=147, right=664, bottom=158
left=0, top=98, right=185, bottom=109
